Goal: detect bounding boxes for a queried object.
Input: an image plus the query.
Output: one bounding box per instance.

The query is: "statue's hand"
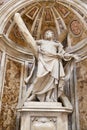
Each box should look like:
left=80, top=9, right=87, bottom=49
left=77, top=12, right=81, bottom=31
left=71, top=54, right=80, bottom=60
left=57, top=53, right=63, bottom=59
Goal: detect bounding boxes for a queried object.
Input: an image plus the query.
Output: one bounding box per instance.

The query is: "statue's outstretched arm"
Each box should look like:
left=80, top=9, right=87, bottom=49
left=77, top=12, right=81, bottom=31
left=14, top=13, right=38, bottom=58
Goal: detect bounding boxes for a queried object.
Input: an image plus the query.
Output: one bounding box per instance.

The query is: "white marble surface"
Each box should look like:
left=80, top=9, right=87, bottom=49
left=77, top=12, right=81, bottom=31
left=19, top=102, right=72, bottom=130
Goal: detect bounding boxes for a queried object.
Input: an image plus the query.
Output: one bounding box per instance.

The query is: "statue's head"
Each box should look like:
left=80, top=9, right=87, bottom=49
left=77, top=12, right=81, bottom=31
left=44, top=30, right=54, bottom=40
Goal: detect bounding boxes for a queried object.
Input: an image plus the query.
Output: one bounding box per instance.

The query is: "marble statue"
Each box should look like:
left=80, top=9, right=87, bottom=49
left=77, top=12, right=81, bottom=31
left=24, top=30, right=78, bottom=102
left=14, top=13, right=79, bottom=105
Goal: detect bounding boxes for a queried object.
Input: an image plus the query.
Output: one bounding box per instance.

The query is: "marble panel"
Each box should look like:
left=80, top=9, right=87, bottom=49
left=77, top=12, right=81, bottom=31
left=76, top=59, right=87, bottom=130
left=0, top=51, right=2, bottom=68
left=0, top=58, right=21, bottom=130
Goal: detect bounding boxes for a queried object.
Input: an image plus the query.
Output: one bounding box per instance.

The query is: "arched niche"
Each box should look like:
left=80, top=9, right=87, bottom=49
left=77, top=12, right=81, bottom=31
left=0, top=0, right=87, bottom=130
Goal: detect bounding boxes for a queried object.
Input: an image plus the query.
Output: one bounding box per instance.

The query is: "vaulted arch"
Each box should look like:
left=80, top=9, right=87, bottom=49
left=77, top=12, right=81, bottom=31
left=0, top=1, right=87, bottom=130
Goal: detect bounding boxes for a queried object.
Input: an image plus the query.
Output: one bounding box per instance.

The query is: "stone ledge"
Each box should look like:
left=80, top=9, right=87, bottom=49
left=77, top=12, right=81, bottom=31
left=17, top=102, right=73, bottom=113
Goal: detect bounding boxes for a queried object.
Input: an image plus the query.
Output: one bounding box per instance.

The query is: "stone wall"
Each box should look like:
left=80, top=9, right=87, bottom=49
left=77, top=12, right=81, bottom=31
left=76, top=59, right=87, bottom=130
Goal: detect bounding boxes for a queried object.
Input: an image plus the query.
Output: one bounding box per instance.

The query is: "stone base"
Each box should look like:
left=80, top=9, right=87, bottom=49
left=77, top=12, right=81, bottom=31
left=18, top=102, right=72, bottom=130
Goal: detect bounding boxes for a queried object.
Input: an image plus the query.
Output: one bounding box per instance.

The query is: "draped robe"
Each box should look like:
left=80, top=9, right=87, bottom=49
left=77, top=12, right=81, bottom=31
left=28, top=40, right=75, bottom=101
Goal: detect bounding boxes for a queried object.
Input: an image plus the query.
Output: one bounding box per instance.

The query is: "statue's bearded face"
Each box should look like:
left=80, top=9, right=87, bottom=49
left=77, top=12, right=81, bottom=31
left=44, top=30, right=54, bottom=40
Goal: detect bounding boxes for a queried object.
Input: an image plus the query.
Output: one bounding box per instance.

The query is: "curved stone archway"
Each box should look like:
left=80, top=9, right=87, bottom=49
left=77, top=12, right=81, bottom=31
left=0, top=1, right=87, bottom=130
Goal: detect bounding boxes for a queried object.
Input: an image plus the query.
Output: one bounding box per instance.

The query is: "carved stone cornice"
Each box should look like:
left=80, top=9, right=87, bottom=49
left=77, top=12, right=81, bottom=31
left=0, top=34, right=34, bottom=62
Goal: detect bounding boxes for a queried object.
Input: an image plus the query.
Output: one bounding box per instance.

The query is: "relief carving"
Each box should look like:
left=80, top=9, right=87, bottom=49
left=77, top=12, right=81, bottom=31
left=31, top=117, right=56, bottom=130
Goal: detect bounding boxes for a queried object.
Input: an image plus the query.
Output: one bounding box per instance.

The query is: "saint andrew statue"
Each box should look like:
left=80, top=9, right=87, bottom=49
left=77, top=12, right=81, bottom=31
left=14, top=13, right=79, bottom=107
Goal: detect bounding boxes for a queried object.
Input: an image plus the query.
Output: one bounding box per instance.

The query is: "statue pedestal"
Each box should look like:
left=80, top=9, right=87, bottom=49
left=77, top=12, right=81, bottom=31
left=18, top=102, right=72, bottom=130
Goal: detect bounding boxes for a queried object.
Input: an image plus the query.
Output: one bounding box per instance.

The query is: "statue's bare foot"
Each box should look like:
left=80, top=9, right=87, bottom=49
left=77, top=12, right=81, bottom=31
left=27, top=94, right=36, bottom=101
left=46, top=96, right=55, bottom=102
left=46, top=98, right=53, bottom=102
left=60, top=93, right=73, bottom=110
left=58, top=90, right=64, bottom=98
